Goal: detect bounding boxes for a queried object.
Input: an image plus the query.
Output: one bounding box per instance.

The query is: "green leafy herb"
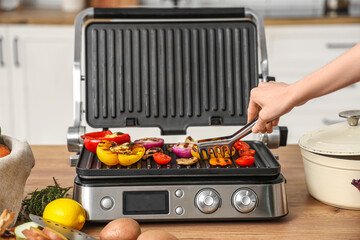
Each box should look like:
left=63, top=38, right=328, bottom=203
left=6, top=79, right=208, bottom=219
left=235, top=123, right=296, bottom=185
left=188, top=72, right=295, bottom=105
left=18, top=177, right=71, bottom=222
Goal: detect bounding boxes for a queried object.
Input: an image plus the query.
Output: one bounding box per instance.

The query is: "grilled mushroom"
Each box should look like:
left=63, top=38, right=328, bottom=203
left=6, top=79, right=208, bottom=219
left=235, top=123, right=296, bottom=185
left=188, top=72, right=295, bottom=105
left=167, top=144, right=174, bottom=152
left=176, top=157, right=198, bottom=166
left=142, top=147, right=164, bottom=160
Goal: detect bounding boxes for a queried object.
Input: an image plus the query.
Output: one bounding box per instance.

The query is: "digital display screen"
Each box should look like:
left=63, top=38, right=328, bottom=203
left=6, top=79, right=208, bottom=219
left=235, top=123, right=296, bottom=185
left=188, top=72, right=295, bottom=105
left=123, top=191, right=169, bottom=215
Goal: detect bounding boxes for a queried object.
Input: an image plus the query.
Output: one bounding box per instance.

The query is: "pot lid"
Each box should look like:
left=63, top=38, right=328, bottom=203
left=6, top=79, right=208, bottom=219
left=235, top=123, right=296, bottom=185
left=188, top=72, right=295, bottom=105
left=299, top=110, right=360, bottom=156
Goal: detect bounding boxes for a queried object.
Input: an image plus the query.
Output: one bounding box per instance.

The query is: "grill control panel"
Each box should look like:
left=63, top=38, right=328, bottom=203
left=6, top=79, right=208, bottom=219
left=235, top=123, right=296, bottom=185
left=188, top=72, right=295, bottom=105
left=74, top=178, right=288, bottom=221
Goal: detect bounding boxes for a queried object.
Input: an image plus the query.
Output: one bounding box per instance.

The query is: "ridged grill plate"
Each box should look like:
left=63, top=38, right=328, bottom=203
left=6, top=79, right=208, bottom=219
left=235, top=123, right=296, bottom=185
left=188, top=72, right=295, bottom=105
left=85, top=21, right=258, bottom=134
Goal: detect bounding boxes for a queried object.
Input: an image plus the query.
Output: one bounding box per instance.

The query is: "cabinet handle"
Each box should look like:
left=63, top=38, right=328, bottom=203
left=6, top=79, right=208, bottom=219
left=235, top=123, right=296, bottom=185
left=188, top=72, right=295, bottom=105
left=326, top=43, right=356, bottom=49
left=13, top=37, right=20, bottom=67
left=0, top=37, right=4, bottom=67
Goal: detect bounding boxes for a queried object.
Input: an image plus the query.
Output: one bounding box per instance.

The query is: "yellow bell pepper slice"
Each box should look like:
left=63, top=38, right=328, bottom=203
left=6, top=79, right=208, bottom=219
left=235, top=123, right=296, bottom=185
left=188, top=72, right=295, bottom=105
left=97, top=140, right=119, bottom=166
left=117, top=144, right=145, bottom=166
left=97, top=141, right=145, bottom=166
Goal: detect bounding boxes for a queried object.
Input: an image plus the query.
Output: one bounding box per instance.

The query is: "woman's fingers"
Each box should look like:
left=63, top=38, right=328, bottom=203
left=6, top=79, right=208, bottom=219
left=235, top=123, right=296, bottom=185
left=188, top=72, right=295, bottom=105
left=271, top=118, right=280, bottom=126
left=266, top=122, right=274, bottom=133
left=252, top=117, right=267, bottom=133
left=247, top=98, right=259, bottom=123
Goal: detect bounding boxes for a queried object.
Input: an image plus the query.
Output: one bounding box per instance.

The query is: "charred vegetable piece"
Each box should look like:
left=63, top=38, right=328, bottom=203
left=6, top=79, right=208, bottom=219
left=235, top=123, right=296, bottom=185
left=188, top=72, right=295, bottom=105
left=133, top=138, right=164, bottom=150
left=97, top=141, right=145, bottom=166
left=191, top=145, right=236, bottom=160
left=238, top=149, right=255, bottom=157
left=235, top=156, right=255, bottom=166
left=153, top=153, right=171, bottom=165
left=172, top=143, right=194, bottom=158
left=167, top=144, right=174, bottom=152
left=81, top=130, right=130, bottom=153
left=176, top=157, right=198, bottom=166
left=185, top=136, right=196, bottom=143
left=142, top=147, right=164, bottom=160
left=209, top=157, right=232, bottom=166
left=234, top=140, right=250, bottom=151
left=97, top=141, right=119, bottom=166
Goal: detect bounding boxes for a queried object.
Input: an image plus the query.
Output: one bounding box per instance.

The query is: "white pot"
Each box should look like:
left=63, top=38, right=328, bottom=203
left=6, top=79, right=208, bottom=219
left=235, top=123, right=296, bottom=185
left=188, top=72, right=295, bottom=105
left=299, top=110, right=360, bottom=210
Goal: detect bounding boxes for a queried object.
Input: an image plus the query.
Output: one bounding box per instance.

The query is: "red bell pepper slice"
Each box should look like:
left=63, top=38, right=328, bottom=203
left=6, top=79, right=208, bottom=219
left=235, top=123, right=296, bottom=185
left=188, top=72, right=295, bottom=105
left=81, top=130, right=131, bottom=153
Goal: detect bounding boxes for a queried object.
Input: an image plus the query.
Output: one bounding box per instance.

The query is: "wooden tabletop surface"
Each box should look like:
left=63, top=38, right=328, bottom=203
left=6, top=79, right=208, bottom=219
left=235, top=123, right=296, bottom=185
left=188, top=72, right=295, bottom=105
left=1, top=7, right=360, bottom=25
left=25, top=145, right=360, bottom=240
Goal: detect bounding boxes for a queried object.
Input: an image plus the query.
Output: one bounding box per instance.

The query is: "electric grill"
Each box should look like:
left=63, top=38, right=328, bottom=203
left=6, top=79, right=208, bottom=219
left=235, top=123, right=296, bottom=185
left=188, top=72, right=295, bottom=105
left=67, top=7, right=289, bottom=221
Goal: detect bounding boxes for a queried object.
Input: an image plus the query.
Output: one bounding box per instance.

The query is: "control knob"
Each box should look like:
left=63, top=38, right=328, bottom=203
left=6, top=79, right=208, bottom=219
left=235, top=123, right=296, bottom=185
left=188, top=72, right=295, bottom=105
left=195, top=188, right=221, bottom=214
left=232, top=188, right=257, bottom=213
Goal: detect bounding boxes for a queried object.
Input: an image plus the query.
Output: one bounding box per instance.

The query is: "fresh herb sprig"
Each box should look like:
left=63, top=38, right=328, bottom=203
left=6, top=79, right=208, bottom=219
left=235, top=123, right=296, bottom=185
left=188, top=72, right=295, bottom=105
left=18, top=177, right=71, bottom=222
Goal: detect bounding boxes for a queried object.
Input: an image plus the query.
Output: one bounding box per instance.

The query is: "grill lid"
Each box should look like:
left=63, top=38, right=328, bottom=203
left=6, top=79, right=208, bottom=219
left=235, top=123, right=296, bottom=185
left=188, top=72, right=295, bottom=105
left=84, top=9, right=258, bottom=135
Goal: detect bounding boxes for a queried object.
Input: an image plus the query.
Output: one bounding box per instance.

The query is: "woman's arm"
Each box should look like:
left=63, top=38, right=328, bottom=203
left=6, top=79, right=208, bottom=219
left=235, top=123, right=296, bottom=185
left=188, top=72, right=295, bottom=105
left=248, top=43, right=360, bottom=133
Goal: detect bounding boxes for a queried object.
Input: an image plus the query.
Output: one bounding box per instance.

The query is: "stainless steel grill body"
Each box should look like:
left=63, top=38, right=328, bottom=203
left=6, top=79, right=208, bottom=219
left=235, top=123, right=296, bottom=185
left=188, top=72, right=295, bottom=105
left=69, top=7, right=288, bottom=221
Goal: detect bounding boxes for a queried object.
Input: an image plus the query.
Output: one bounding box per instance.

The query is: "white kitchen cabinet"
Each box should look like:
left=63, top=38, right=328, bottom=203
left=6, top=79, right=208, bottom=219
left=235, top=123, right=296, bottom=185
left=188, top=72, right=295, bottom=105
left=265, top=24, right=360, bottom=144
left=0, top=26, right=13, bottom=136
left=1, top=25, right=74, bottom=145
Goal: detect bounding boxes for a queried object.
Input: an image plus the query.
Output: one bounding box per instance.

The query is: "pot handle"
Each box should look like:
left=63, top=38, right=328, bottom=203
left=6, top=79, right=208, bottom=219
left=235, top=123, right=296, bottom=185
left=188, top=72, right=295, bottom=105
left=339, top=110, right=360, bottom=126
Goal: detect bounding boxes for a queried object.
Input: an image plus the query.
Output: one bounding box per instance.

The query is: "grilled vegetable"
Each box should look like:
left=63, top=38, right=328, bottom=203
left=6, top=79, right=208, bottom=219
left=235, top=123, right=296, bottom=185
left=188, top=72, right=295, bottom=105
left=81, top=131, right=130, bottom=153
left=133, top=138, right=164, bottom=150
left=191, top=145, right=235, bottom=160
left=117, top=144, right=145, bottom=166
left=176, top=157, right=198, bottom=166
left=235, top=156, right=255, bottom=166
left=142, top=147, right=163, bottom=160
left=238, top=149, right=255, bottom=156
left=185, top=136, right=196, bottom=143
left=234, top=140, right=250, bottom=151
left=96, top=141, right=119, bottom=166
left=172, top=143, right=194, bottom=158
left=153, top=153, right=171, bottom=165
left=209, top=157, right=232, bottom=166
left=97, top=141, right=145, bottom=166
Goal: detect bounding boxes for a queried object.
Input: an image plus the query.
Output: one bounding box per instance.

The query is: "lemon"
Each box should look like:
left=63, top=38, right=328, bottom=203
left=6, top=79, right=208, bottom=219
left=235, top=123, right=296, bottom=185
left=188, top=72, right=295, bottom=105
left=43, top=198, right=86, bottom=230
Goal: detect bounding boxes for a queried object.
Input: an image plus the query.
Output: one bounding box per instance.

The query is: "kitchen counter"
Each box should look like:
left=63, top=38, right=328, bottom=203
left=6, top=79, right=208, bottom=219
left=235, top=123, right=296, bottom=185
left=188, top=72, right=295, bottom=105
left=1, top=7, right=360, bottom=25
left=25, top=145, right=360, bottom=239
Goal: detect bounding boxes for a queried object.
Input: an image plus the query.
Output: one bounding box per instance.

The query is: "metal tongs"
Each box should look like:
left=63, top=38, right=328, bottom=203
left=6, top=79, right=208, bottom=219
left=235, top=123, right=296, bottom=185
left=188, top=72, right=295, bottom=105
left=196, top=117, right=258, bottom=160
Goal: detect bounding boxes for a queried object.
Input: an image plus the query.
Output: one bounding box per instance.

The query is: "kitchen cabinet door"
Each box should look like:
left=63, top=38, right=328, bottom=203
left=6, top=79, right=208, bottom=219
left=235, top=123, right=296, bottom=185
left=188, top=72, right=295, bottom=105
left=8, top=25, right=74, bottom=144
left=265, top=24, right=360, bottom=144
left=0, top=26, right=13, bottom=136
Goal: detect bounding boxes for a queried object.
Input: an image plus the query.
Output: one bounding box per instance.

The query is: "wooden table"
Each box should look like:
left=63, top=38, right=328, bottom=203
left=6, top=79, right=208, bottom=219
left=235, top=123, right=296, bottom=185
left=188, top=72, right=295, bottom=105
left=25, top=145, right=360, bottom=239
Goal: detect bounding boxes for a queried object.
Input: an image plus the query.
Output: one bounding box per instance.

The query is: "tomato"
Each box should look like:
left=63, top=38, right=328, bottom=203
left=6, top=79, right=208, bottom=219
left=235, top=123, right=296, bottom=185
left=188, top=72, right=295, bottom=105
left=209, top=157, right=232, bottom=166
left=153, top=153, right=172, bottom=165
left=234, top=140, right=250, bottom=151
left=239, top=149, right=255, bottom=157
left=235, top=156, right=255, bottom=166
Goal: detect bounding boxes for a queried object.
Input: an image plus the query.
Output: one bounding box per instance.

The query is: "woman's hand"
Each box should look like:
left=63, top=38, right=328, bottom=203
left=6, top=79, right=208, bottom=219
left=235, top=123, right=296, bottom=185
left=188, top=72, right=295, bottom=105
left=248, top=82, right=300, bottom=133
